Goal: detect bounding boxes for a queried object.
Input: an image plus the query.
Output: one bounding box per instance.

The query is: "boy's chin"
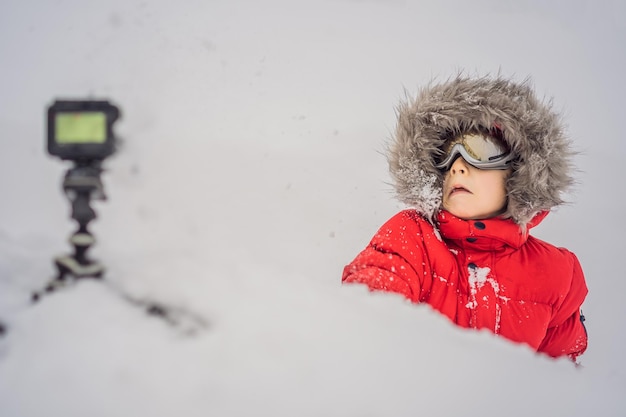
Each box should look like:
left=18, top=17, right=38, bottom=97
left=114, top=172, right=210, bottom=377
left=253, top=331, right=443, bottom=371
left=443, top=206, right=500, bottom=221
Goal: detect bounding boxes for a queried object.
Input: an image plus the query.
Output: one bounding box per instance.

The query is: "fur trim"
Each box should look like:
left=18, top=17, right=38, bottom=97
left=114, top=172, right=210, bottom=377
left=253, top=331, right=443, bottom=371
left=388, top=74, right=575, bottom=227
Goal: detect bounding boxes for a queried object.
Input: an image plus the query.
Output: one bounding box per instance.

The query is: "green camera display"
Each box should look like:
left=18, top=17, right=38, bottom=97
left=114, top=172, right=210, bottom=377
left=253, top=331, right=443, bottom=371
left=55, top=112, right=107, bottom=144
left=48, top=100, right=120, bottom=161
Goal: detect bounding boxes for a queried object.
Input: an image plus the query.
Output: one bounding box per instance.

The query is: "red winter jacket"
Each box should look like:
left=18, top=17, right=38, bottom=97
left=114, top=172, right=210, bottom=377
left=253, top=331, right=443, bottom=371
left=343, top=210, right=588, bottom=360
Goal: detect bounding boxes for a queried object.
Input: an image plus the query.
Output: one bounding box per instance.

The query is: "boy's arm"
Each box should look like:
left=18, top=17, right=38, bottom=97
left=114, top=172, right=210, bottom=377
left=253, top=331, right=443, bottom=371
left=342, top=211, right=430, bottom=303
left=537, top=253, right=589, bottom=361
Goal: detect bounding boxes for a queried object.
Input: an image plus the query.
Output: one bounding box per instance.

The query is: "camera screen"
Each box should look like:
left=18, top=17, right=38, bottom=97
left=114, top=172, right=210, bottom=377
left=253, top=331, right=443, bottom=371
left=55, top=112, right=107, bottom=144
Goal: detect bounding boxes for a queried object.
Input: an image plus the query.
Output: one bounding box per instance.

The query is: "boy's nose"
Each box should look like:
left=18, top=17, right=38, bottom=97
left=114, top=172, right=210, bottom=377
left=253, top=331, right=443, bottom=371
left=449, top=156, right=469, bottom=175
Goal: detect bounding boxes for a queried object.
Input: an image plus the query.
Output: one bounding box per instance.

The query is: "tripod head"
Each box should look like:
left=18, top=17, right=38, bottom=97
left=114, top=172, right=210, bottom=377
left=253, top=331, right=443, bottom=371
left=63, top=161, right=106, bottom=230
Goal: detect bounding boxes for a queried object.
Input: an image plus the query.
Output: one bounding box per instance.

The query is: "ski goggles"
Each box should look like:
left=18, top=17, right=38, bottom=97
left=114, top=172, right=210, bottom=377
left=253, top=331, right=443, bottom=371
left=434, top=133, right=515, bottom=170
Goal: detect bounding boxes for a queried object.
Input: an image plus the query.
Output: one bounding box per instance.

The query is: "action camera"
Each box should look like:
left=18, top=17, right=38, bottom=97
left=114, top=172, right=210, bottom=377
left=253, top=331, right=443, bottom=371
left=47, top=100, right=120, bottom=161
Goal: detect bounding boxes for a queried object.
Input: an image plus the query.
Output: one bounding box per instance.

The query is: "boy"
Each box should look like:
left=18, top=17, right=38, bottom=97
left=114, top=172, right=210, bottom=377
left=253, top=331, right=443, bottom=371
left=342, top=75, right=588, bottom=361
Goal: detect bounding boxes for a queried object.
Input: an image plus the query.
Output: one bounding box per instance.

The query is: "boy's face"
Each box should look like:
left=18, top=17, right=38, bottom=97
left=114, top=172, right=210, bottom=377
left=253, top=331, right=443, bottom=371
left=442, top=156, right=510, bottom=220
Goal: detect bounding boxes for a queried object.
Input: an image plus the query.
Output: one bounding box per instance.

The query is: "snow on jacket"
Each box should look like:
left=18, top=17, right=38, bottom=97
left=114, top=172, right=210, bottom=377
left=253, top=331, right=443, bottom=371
left=343, top=74, right=588, bottom=360
left=342, top=209, right=588, bottom=359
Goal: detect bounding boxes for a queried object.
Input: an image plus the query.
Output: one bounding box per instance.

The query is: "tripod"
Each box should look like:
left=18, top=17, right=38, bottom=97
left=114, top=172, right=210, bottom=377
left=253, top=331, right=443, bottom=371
left=33, top=161, right=107, bottom=301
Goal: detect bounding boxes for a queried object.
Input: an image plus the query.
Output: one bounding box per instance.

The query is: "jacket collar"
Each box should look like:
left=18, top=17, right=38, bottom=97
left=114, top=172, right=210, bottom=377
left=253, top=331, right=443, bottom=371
left=435, top=210, right=548, bottom=251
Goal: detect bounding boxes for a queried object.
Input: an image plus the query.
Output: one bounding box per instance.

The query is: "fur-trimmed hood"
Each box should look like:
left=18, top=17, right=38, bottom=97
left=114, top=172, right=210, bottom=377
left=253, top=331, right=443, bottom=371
left=388, top=74, right=575, bottom=227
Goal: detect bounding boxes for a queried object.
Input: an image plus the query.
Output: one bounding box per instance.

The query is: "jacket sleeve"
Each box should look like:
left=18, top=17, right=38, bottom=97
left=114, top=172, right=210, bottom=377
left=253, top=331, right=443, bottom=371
left=537, top=252, right=589, bottom=361
left=342, top=211, right=431, bottom=303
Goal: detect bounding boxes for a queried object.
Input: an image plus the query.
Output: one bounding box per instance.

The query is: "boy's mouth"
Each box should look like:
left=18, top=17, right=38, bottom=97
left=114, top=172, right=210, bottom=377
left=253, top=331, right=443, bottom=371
left=449, top=185, right=471, bottom=196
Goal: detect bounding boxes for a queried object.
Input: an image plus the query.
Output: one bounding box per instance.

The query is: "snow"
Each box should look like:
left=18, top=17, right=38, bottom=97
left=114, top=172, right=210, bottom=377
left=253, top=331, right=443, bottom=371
left=466, top=265, right=491, bottom=309
left=400, top=167, right=442, bottom=221
left=1, top=0, right=625, bottom=416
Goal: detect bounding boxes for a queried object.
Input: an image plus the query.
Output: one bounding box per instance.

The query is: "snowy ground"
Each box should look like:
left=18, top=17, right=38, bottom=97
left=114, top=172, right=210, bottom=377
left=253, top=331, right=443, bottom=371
left=1, top=0, right=625, bottom=416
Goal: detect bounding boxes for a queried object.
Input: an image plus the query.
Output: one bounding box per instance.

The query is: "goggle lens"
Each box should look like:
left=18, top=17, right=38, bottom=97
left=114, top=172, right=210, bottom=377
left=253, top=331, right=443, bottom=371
left=435, top=133, right=513, bottom=170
